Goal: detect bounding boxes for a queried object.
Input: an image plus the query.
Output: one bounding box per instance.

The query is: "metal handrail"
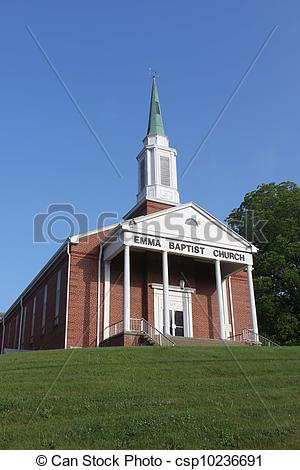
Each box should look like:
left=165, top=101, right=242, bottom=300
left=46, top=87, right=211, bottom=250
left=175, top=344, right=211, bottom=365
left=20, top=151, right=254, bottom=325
left=228, top=328, right=280, bottom=347
left=102, top=318, right=175, bottom=347
left=255, top=332, right=280, bottom=347
left=130, top=318, right=175, bottom=347
left=102, top=320, right=124, bottom=340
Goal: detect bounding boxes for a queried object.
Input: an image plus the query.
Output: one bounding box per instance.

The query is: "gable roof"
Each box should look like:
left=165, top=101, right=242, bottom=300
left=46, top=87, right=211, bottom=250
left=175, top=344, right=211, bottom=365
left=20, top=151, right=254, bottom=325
left=70, top=223, right=118, bottom=243
left=121, top=201, right=257, bottom=253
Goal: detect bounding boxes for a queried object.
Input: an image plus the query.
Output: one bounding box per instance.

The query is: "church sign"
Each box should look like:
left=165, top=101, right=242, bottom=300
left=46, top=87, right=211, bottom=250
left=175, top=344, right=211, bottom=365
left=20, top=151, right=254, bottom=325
left=124, top=232, right=253, bottom=265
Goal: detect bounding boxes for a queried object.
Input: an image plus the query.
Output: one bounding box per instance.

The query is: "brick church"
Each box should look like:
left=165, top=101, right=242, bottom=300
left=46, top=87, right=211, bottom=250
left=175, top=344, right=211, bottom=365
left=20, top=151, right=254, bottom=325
left=0, top=79, right=259, bottom=352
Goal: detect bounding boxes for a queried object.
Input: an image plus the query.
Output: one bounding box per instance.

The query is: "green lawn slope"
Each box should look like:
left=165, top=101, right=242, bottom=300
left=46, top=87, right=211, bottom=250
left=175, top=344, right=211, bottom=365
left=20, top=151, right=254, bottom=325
left=0, top=346, right=299, bottom=449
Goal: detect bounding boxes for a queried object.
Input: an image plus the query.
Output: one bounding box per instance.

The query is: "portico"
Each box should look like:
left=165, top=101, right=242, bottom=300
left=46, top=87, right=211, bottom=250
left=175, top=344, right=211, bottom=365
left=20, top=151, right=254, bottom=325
left=100, top=201, right=258, bottom=345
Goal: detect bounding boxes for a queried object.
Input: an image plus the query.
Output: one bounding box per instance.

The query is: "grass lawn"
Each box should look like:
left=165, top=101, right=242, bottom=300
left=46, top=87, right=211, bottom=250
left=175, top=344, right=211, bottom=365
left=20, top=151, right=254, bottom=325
left=0, top=345, right=299, bottom=449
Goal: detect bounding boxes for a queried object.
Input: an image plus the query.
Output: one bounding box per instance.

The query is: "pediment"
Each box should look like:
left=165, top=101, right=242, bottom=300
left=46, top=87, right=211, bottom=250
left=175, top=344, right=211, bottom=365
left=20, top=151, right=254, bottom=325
left=123, top=202, right=256, bottom=253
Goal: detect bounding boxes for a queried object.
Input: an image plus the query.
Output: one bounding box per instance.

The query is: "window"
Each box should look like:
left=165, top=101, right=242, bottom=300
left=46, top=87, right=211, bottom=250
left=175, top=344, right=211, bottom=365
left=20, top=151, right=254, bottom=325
left=14, top=315, right=19, bottom=349
left=139, top=159, right=145, bottom=191
left=41, top=285, right=48, bottom=335
left=7, top=322, right=11, bottom=347
left=155, top=101, right=161, bottom=114
left=160, top=156, right=170, bottom=186
left=21, top=306, right=27, bottom=347
left=30, top=296, right=36, bottom=343
left=54, top=270, right=62, bottom=325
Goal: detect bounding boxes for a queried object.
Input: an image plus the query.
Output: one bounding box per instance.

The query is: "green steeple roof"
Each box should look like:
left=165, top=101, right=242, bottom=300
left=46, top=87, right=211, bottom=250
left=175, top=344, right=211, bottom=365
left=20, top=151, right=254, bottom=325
left=147, top=78, right=166, bottom=137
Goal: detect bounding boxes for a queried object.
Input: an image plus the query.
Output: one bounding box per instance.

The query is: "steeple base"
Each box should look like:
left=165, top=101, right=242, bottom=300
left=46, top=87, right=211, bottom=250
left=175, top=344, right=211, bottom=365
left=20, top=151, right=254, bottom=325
left=137, top=186, right=180, bottom=206
left=124, top=198, right=176, bottom=220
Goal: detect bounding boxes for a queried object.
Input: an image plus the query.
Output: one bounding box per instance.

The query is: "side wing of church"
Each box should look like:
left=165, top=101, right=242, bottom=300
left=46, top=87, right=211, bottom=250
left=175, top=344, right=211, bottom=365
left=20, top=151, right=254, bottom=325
left=0, top=79, right=259, bottom=352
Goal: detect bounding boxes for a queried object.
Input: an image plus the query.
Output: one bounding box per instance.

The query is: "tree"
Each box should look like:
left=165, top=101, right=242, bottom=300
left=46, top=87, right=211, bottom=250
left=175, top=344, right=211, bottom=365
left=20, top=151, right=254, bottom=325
left=226, top=182, right=300, bottom=344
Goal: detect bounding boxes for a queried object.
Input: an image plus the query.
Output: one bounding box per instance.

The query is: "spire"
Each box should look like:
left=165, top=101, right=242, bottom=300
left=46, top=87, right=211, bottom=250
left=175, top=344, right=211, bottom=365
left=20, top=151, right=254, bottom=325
left=147, top=77, right=165, bottom=137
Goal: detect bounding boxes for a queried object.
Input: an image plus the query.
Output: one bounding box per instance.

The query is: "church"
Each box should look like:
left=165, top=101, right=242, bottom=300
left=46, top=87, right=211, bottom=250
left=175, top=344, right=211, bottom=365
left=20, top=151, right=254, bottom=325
left=0, top=79, right=259, bottom=352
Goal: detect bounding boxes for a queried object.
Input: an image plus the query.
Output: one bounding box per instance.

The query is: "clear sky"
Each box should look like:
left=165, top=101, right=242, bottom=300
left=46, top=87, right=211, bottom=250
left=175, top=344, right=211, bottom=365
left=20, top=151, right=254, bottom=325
left=0, top=0, right=299, bottom=311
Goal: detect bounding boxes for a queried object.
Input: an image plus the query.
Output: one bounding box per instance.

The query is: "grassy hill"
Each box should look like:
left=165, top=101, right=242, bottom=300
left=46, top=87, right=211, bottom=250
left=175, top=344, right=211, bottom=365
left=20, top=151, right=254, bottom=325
left=0, top=345, right=299, bottom=449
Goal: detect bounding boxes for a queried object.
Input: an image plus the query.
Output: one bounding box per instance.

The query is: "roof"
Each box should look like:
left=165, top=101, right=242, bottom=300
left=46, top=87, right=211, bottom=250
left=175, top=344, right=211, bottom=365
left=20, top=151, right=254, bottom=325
left=147, top=78, right=165, bottom=137
left=121, top=201, right=257, bottom=252
left=4, top=223, right=119, bottom=320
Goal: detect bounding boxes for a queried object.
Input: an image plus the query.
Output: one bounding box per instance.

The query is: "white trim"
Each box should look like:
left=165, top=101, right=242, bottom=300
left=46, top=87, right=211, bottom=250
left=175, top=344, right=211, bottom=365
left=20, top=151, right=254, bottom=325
left=64, top=241, right=71, bottom=349
left=222, top=278, right=231, bottom=339
left=162, top=251, right=169, bottom=335
left=103, top=237, right=123, bottom=261
left=150, top=283, right=195, bottom=294
left=125, top=229, right=254, bottom=255
left=228, top=276, right=235, bottom=337
left=103, top=260, right=111, bottom=340
left=96, top=245, right=103, bottom=346
left=215, top=259, right=226, bottom=340
left=247, top=265, right=259, bottom=336
left=152, top=284, right=194, bottom=338
left=125, top=232, right=253, bottom=265
left=70, top=223, right=118, bottom=243
left=123, top=245, right=130, bottom=331
left=54, top=269, right=62, bottom=323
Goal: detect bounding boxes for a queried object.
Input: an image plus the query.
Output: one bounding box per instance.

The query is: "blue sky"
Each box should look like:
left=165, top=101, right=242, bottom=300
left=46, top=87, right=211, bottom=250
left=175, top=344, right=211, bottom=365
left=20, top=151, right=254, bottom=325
left=0, top=0, right=299, bottom=311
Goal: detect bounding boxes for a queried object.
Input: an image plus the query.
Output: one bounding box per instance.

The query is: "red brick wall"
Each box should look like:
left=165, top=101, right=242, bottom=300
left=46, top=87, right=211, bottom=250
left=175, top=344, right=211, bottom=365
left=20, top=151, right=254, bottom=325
left=2, top=252, right=68, bottom=351
left=124, top=199, right=175, bottom=219
left=230, top=271, right=252, bottom=336
left=66, top=228, right=113, bottom=348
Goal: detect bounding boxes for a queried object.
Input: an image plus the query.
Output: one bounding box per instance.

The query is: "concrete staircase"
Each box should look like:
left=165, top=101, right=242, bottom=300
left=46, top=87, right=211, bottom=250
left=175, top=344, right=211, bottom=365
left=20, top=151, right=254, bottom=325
left=139, top=331, right=156, bottom=346
left=167, top=336, right=248, bottom=347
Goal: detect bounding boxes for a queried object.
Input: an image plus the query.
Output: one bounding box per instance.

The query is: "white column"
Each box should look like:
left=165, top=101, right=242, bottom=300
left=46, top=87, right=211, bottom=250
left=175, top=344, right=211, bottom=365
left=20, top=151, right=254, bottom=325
left=247, top=265, right=259, bottom=336
left=215, top=259, right=226, bottom=340
left=123, top=245, right=130, bottom=332
left=103, top=260, right=111, bottom=340
left=228, top=276, right=235, bottom=337
left=222, top=278, right=230, bottom=338
left=162, top=251, right=169, bottom=335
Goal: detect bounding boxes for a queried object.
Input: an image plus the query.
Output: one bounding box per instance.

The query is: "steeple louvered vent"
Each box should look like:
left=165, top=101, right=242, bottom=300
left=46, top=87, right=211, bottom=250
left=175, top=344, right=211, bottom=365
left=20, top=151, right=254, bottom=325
left=160, top=156, right=170, bottom=186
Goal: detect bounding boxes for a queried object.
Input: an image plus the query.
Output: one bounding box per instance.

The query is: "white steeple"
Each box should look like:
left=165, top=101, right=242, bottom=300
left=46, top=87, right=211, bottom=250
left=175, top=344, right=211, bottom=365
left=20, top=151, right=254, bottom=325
left=136, top=78, right=180, bottom=205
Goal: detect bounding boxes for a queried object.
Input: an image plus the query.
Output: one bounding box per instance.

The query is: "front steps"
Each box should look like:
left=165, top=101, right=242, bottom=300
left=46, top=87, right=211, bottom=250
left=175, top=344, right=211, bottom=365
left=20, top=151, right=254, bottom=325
left=167, top=336, right=248, bottom=347
left=140, top=332, right=156, bottom=346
